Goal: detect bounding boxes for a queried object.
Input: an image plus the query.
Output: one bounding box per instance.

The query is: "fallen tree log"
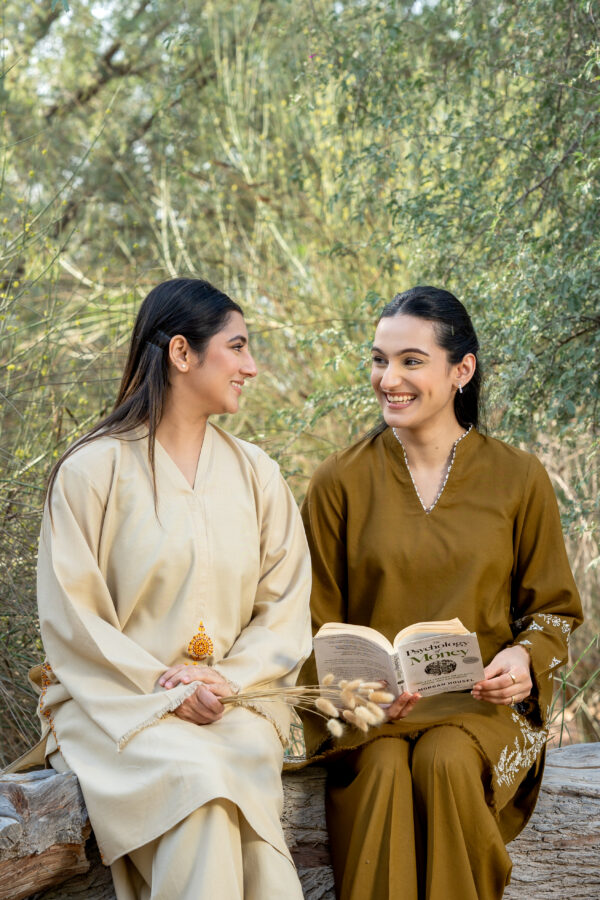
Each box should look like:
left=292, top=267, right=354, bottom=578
left=1, top=744, right=598, bottom=900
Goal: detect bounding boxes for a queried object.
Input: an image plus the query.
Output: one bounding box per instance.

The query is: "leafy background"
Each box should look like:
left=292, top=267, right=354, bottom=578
left=1, top=0, right=598, bottom=765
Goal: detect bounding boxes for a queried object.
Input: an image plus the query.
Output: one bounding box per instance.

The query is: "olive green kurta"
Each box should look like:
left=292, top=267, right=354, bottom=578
left=300, top=427, right=582, bottom=840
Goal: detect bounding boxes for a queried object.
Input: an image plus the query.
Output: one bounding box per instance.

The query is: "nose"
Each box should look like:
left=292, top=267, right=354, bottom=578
left=241, top=351, right=257, bottom=378
left=379, top=361, right=401, bottom=390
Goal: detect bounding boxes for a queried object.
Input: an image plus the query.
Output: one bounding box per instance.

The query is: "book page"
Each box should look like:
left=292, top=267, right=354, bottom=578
left=314, top=633, right=405, bottom=696
left=394, top=617, right=469, bottom=648
left=316, top=622, right=394, bottom=653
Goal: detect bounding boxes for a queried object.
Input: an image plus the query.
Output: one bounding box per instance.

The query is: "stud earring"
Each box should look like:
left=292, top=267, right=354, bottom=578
left=181, top=364, right=188, bottom=372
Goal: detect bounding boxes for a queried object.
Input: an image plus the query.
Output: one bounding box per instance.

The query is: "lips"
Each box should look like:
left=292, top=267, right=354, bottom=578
left=384, top=393, right=416, bottom=405
left=231, top=381, right=244, bottom=394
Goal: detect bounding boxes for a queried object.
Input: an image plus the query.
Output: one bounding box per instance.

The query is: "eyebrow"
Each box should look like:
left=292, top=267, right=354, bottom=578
left=371, top=345, right=430, bottom=357
left=227, top=334, right=248, bottom=344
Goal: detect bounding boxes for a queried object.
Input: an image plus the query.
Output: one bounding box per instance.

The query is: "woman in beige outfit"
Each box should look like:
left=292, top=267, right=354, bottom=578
left=34, top=278, right=312, bottom=899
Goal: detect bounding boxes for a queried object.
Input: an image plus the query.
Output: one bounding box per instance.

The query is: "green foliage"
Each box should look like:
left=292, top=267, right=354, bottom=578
left=0, top=0, right=598, bottom=763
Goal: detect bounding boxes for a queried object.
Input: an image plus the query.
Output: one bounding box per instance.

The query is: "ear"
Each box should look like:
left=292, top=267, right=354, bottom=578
left=454, top=353, right=476, bottom=391
left=168, top=335, right=191, bottom=373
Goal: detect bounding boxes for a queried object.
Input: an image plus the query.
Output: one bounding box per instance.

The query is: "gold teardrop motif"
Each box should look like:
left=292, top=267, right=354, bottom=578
left=187, top=621, right=214, bottom=661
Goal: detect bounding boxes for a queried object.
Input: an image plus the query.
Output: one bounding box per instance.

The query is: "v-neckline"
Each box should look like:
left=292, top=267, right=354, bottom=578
left=155, top=424, right=213, bottom=493
left=391, top=425, right=472, bottom=515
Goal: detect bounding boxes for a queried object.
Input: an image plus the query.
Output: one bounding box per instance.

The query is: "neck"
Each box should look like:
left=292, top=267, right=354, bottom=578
left=392, top=418, right=467, bottom=469
left=155, top=394, right=209, bottom=453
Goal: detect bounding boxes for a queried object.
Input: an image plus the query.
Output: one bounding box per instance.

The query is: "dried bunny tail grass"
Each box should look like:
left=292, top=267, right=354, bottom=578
left=366, top=701, right=387, bottom=723
left=327, top=718, right=345, bottom=738
left=315, top=697, right=340, bottom=718
left=342, top=709, right=369, bottom=732
left=358, top=681, right=387, bottom=692
left=353, top=706, right=380, bottom=726
left=340, top=689, right=357, bottom=709
left=368, top=690, right=395, bottom=704
left=218, top=679, right=391, bottom=739
left=352, top=693, right=370, bottom=706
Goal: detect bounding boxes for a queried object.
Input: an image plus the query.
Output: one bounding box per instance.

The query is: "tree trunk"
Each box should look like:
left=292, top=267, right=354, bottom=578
left=1, top=744, right=598, bottom=900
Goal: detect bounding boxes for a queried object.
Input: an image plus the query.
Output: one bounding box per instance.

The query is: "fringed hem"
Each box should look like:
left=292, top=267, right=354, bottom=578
left=224, top=676, right=241, bottom=695
left=116, top=683, right=199, bottom=751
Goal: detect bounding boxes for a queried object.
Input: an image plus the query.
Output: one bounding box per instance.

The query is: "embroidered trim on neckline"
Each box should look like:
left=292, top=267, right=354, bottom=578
left=392, top=425, right=472, bottom=514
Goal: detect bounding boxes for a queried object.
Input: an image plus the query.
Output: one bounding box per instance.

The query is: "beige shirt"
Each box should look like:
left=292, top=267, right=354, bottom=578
left=37, top=423, right=312, bottom=863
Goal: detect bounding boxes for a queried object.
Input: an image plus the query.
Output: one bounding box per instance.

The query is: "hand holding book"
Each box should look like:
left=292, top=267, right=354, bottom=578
left=314, top=617, right=486, bottom=700
left=471, top=645, right=532, bottom=706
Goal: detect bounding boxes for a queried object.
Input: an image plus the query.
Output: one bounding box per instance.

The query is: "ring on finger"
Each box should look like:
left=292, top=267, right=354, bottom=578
left=509, top=672, right=517, bottom=685
left=510, top=695, right=515, bottom=705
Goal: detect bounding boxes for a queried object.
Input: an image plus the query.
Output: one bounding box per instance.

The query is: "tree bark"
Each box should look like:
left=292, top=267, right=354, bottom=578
left=1, top=744, right=598, bottom=900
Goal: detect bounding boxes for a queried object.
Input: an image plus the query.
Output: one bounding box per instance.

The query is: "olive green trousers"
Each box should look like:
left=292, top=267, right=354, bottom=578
left=326, top=727, right=513, bottom=900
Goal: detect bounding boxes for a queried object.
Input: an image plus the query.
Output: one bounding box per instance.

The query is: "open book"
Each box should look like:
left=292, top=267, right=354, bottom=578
left=314, top=618, right=485, bottom=699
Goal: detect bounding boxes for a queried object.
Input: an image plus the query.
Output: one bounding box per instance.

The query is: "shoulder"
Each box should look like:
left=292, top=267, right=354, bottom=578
left=52, top=433, right=136, bottom=502
left=307, top=430, right=381, bottom=495
left=61, top=433, right=125, bottom=472
left=470, top=432, right=556, bottom=509
left=209, top=423, right=280, bottom=487
left=474, top=432, right=548, bottom=481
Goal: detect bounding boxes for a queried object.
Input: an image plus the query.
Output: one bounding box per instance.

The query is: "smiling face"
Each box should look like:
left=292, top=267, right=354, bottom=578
left=371, top=314, right=471, bottom=436
left=176, top=311, right=257, bottom=417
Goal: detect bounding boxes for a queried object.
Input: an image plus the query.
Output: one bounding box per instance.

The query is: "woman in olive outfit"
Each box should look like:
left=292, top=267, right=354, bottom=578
left=300, top=286, right=582, bottom=900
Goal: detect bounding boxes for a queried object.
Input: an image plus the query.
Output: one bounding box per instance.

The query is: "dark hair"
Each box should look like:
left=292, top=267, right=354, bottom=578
left=47, top=277, right=242, bottom=503
left=375, top=285, right=481, bottom=431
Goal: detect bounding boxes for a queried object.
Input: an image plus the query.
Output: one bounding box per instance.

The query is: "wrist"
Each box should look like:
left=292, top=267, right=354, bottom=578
left=508, top=644, right=531, bottom=667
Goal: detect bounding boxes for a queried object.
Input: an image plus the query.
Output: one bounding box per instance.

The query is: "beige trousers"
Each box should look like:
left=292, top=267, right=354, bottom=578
left=326, top=727, right=513, bottom=900
left=110, top=797, right=304, bottom=900
left=50, top=748, right=302, bottom=900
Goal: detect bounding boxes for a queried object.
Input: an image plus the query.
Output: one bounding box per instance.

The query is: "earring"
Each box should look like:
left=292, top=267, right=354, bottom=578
left=458, top=383, right=463, bottom=394
left=181, top=364, right=188, bottom=372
